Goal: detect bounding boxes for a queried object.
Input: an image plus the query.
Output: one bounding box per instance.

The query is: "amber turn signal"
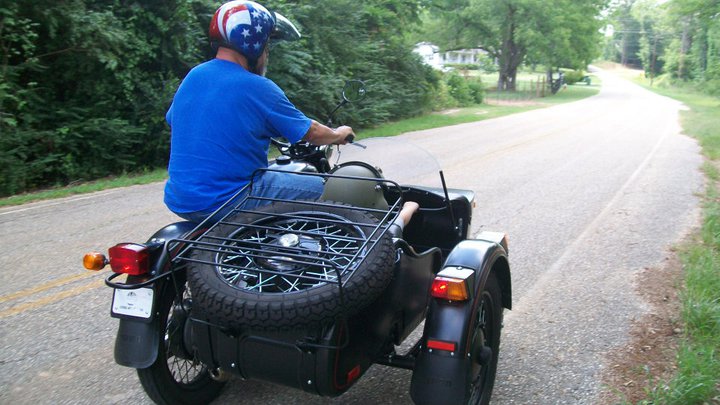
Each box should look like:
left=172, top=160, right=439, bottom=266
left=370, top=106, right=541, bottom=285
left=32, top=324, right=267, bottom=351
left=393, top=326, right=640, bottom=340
left=430, top=277, right=469, bottom=301
left=83, top=252, right=108, bottom=271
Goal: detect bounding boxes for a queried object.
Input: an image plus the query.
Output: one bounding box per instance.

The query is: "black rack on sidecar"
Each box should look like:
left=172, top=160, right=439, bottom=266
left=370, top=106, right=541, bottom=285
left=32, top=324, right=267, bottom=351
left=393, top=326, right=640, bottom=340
left=170, top=167, right=403, bottom=297
left=104, top=168, right=404, bottom=292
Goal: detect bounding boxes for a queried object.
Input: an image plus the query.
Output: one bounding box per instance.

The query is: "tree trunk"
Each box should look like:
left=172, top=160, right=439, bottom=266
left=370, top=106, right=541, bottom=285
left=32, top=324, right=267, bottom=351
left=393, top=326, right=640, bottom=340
left=496, top=13, right=525, bottom=91
left=678, top=17, right=692, bottom=79
left=621, top=34, right=629, bottom=66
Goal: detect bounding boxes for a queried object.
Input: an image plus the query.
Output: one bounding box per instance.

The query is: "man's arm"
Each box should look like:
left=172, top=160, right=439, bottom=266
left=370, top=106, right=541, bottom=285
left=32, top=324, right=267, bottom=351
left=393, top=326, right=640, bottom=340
left=302, top=120, right=354, bottom=145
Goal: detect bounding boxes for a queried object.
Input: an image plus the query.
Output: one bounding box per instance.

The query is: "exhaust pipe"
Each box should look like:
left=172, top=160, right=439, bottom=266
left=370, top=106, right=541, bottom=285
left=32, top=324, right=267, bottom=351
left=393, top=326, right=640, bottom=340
left=209, top=368, right=230, bottom=382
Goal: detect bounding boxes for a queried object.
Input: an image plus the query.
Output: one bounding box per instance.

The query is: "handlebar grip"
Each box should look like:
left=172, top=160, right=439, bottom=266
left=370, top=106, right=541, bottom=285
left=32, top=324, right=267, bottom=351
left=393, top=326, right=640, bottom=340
left=345, top=134, right=355, bottom=144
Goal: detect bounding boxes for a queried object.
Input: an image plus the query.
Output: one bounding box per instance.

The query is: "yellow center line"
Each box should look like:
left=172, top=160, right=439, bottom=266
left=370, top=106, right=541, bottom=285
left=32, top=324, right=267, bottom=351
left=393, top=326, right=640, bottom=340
left=0, top=271, right=98, bottom=304
left=0, top=278, right=106, bottom=319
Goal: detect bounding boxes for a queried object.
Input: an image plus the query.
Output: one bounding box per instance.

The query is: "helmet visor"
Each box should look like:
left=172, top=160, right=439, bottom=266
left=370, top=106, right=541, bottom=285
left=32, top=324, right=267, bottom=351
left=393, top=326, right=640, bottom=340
left=271, top=12, right=301, bottom=42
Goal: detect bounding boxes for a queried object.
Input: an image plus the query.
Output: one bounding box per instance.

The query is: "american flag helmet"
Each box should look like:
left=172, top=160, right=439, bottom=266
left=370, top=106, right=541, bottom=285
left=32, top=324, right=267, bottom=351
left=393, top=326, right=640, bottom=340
left=209, top=1, right=300, bottom=63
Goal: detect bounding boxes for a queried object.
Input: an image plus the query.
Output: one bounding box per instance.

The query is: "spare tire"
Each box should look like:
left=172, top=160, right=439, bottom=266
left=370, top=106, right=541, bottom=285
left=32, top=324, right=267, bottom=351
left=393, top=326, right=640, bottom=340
left=187, top=201, right=395, bottom=331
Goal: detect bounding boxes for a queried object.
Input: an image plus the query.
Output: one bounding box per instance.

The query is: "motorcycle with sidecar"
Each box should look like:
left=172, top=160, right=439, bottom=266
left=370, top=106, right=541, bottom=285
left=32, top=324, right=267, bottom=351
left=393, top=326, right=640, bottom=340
left=83, top=81, right=512, bottom=405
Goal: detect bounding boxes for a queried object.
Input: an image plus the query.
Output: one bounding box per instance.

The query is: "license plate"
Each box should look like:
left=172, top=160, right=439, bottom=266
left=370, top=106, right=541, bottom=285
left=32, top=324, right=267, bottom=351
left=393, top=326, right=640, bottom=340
left=112, top=288, right=154, bottom=319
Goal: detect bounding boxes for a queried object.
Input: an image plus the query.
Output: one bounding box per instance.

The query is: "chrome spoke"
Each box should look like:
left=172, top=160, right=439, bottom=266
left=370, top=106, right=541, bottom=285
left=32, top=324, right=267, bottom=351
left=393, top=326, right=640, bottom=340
left=165, top=288, right=206, bottom=385
left=213, top=213, right=364, bottom=294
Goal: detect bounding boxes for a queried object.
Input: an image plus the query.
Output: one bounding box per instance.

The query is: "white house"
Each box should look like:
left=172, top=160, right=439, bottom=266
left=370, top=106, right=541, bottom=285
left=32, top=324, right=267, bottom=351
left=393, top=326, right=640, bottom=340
left=413, top=42, right=487, bottom=70
left=413, top=42, right=444, bottom=70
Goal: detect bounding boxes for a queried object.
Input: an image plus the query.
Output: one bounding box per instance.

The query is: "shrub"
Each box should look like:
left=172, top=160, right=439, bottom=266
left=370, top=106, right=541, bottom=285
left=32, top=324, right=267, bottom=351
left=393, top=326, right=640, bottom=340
left=430, top=79, right=458, bottom=110
left=476, top=54, right=498, bottom=73
left=467, top=78, right=485, bottom=104
left=445, top=72, right=474, bottom=106
left=564, top=70, right=586, bottom=85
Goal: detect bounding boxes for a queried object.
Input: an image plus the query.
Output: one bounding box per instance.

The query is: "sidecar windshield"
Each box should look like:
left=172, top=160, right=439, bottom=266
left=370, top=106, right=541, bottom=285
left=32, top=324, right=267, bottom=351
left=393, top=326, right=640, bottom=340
left=332, top=136, right=442, bottom=188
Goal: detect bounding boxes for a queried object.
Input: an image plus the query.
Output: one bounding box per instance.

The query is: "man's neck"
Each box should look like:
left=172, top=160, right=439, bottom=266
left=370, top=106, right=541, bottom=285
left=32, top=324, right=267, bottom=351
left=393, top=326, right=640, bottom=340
left=215, top=47, right=249, bottom=70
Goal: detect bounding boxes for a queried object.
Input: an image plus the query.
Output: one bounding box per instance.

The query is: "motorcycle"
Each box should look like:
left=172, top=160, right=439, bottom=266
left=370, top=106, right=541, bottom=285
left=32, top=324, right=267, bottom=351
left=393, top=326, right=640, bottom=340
left=83, top=81, right=512, bottom=405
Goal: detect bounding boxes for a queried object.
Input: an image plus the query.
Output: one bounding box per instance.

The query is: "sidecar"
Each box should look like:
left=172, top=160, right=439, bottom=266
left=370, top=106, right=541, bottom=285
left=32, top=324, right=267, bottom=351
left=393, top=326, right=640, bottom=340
left=94, top=167, right=511, bottom=405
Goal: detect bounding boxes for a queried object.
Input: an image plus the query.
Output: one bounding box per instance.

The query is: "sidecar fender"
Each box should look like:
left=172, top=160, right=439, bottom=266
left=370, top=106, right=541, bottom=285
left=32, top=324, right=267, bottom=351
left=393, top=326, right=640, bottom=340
left=410, top=237, right=511, bottom=405
left=113, top=221, right=197, bottom=369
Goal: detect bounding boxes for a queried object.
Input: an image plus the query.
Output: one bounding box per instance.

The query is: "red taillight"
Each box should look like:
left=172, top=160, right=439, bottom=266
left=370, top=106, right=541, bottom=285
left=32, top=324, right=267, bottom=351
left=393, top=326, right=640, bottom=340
left=108, top=244, right=150, bottom=275
left=427, top=339, right=457, bottom=352
left=347, top=365, right=361, bottom=383
left=430, top=277, right=469, bottom=301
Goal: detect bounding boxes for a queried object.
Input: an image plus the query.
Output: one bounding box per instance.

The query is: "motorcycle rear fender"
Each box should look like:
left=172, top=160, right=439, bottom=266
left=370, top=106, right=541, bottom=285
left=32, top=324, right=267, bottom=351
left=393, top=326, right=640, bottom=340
left=410, top=238, right=511, bottom=405
left=114, top=313, right=161, bottom=368
left=114, top=221, right=197, bottom=369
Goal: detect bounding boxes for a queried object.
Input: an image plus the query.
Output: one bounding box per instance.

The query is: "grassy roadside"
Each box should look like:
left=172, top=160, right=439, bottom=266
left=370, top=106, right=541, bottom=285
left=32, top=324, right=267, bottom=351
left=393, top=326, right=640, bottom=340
left=629, top=74, right=720, bottom=403
left=0, top=79, right=599, bottom=208
left=361, top=78, right=600, bottom=138
left=0, top=170, right=168, bottom=207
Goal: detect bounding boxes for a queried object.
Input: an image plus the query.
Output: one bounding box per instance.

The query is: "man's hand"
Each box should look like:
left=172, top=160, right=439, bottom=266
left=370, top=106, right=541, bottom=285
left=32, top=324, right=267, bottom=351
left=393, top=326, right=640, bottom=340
left=303, top=121, right=355, bottom=146
left=333, top=125, right=354, bottom=145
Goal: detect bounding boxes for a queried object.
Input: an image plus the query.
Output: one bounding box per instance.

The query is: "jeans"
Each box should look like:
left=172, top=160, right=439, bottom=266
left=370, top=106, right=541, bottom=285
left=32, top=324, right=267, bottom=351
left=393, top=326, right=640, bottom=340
left=176, top=170, right=324, bottom=224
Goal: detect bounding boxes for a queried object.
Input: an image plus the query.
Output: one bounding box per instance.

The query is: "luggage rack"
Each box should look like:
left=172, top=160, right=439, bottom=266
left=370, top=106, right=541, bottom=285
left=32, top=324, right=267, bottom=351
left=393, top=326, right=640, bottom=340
left=169, top=169, right=403, bottom=294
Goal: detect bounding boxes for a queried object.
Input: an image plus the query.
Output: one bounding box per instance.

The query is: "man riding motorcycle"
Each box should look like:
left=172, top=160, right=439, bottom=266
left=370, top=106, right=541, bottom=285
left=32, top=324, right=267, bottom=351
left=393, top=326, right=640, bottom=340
left=164, top=0, right=354, bottom=223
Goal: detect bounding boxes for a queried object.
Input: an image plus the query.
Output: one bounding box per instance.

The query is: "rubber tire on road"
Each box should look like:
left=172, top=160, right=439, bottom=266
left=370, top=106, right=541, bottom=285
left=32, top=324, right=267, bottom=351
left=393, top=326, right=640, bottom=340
left=465, top=271, right=503, bottom=405
left=136, top=283, right=225, bottom=405
left=187, top=201, right=395, bottom=331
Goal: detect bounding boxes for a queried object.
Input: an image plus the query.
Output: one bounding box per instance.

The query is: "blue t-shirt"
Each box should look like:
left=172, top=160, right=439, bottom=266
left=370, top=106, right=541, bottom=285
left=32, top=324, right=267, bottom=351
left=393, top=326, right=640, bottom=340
left=164, top=59, right=312, bottom=214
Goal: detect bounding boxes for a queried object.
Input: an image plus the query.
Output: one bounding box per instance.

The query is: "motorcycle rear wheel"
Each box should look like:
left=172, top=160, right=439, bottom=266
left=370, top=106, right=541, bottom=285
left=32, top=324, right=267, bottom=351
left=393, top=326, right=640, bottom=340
left=136, top=283, right=225, bottom=405
left=465, top=272, right=502, bottom=405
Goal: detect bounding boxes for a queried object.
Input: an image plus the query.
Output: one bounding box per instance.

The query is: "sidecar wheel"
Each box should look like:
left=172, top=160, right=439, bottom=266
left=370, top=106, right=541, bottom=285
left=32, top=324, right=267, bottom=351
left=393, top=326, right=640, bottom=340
left=465, top=272, right=503, bottom=405
left=187, top=200, right=395, bottom=331
left=136, top=283, right=225, bottom=405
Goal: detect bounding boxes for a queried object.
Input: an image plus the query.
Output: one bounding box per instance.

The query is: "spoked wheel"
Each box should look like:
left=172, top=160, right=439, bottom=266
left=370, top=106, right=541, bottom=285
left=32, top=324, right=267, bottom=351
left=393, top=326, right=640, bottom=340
left=218, top=213, right=364, bottom=292
left=188, top=201, right=395, bottom=331
left=137, top=283, right=225, bottom=405
left=465, top=272, right=503, bottom=405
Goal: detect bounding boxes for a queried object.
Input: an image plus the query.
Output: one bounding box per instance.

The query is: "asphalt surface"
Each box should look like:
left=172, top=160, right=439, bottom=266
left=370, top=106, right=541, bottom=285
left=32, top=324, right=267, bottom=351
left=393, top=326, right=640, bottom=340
left=0, top=69, right=703, bottom=404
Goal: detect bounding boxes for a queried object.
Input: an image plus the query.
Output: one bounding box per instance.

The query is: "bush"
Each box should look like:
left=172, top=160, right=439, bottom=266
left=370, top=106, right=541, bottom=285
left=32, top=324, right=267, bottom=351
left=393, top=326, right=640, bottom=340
left=467, top=78, right=485, bottom=104
left=430, top=78, right=458, bottom=110
left=564, top=70, right=586, bottom=85
left=445, top=72, right=474, bottom=106
left=476, top=54, right=498, bottom=73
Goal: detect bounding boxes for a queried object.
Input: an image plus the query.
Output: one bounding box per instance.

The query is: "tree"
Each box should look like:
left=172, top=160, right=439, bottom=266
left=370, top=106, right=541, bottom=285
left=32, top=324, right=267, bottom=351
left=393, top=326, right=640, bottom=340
left=0, top=0, right=211, bottom=196
left=631, top=0, right=667, bottom=81
left=607, top=0, right=720, bottom=94
left=423, top=0, right=605, bottom=91
left=422, top=0, right=528, bottom=90
left=665, top=0, right=720, bottom=88
left=525, top=0, right=607, bottom=83
left=0, top=0, right=441, bottom=196
left=607, top=0, right=644, bottom=68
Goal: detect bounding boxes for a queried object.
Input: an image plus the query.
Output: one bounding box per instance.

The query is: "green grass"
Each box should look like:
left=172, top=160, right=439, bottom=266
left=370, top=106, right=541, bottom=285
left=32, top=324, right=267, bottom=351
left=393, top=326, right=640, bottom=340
left=0, top=77, right=599, bottom=208
left=361, top=80, right=600, bottom=139
left=0, top=169, right=168, bottom=207
left=629, top=76, right=720, bottom=404
left=360, top=104, right=538, bottom=138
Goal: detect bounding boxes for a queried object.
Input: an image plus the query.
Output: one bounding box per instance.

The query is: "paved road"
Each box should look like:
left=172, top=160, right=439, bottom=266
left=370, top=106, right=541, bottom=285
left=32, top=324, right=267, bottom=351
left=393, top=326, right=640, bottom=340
left=0, top=69, right=703, bottom=404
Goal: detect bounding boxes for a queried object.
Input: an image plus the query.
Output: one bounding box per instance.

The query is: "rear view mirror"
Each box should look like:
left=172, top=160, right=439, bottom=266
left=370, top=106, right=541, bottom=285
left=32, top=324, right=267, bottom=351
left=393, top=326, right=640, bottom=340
left=342, top=80, right=366, bottom=103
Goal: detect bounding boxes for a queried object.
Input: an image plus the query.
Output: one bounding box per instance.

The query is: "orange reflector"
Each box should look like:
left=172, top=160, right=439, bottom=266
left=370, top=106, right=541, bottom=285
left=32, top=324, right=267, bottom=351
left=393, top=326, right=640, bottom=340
left=430, top=277, right=469, bottom=301
left=427, top=339, right=457, bottom=352
left=109, top=244, right=150, bottom=276
left=83, top=252, right=108, bottom=271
